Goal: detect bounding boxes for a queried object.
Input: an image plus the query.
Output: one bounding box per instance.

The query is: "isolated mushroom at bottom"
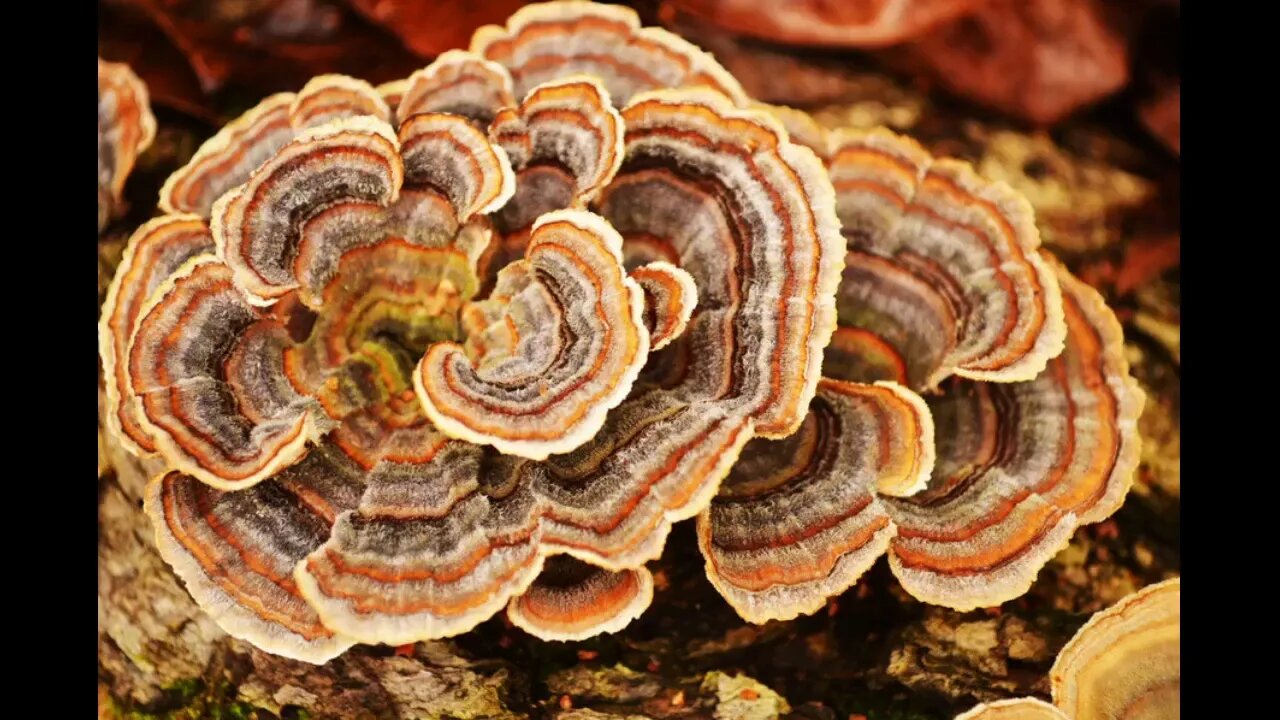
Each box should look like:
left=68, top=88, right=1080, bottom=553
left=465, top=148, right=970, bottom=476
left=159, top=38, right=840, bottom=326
left=956, top=578, right=1180, bottom=720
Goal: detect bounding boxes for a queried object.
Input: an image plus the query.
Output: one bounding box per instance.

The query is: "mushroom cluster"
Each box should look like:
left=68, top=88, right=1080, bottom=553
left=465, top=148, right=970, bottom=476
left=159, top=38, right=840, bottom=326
left=99, top=1, right=1144, bottom=664
left=957, top=578, right=1180, bottom=720
left=700, top=117, right=1145, bottom=620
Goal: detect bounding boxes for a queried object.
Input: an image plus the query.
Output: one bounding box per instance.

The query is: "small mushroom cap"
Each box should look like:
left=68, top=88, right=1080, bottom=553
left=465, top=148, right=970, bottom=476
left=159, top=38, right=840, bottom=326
left=99, top=215, right=214, bottom=457
left=884, top=260, right=1145, bottom=610
left=160, top=75, right=391, bottom=218
left=416, top=209, right=650, bottom=460
left=827, top=127, right=1066, bottom=389
left=480, top=76, right=625, bottom=288
left=1051, top=578, right=1180, bottom=720
left=698, top=379, right=933, bottom=623
left=470, top=1, right=749, bottom=107
left=629, top=262, right=698, bottom=350
left=211, top=116, right=405, bottom=306
left=955, top=698, right=1069, bottom=720
left=125, top=258, right=331, bottom=489
left=507, top=556, right=654, bottom=641
left=289, top=74, right=392, bottom=129
left=398, top=50, right=516, bottom=127
left=99, top=58, right=156, bottom=231
left=491, top=76, right=624, bottom=211
left=145, top=446, right=364, bottom=664
left=160, top=93, right=296, bottom=217
left=397, top=112, right=516, bottom=223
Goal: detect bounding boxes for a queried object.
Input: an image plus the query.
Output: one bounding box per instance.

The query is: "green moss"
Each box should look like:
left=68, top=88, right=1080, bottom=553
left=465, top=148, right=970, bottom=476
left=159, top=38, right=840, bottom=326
left=104, top=678, right=272, bottom=720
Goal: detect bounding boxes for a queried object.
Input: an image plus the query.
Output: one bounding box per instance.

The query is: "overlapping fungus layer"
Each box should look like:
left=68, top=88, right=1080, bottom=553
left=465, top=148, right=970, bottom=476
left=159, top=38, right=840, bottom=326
left=886, top=263, right=1143, bottom=610
left=99, top=1, right=1145, bottom=664
left=697, top=117, right=1142, bottom=619
left=102, top=3, right=846, bottom=662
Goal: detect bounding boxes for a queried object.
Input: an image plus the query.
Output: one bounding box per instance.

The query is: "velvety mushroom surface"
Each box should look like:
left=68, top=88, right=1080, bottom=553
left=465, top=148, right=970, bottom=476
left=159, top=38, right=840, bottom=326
left=100, top=1, right=1148, bottom=664
left=99, top=58, right=156, bottom=232
left=698, top=114, right=1143, bottom=619
left=1051, top=578, right=1180, bottom=720
left=101, top=2, right=843, bottom=662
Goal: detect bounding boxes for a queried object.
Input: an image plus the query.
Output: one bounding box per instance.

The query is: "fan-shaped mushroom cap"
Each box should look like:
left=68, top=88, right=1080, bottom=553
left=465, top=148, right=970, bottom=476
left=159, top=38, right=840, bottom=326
left=470, top=1, right=748, bottom=107
left=755, top=109, right=1069, bottom=391
left=99, top=58, right=156, bottom=231
left=507, top=556, right=654, bottom=641
left=955, top=698, right=1068, bottom=720
left=492, top=77, right=623, bottom=213
left=954, top=578, right=1179, bottom=720
left=416, top=210, right=650, bottom=459
left=159, top=75, right=391, bottom=217
left=292, top=444, right=548, bottom=645
left=699, top=379, right=933, bottom=623
left=211, top=117, right=404, bottom=306
left=99, top=215, right=215, bottom=456
left=827, top=128, right=1066, bottom=389
left=884, top=261, right=1144, bottom=609
left=398, top=50, right=516, bottom=127
left=629, top=262, right=697, bottom=350
left=144, top=444, right=364, bottom=663
left=602, top=87, right=843, bottom=437
left=125, top=258, right=332, bottom=489
left=480, top=76, right=625, bottom=287
left=1051, top=578, right=1180, bottom=720
left=756, top=110, right=1068, bottom=390
left=289, top=74, right=392, bottom=129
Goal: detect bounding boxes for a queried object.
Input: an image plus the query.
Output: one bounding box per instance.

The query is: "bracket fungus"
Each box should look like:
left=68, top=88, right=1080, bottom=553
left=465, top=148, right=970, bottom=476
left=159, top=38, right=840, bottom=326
left=469, top=1, right=750, bottom=107
left=957, top=578, right=1180, bottom=720
left=100, top=1, right=844, bottom=663
left=1051, top=578, right=1180, bottom=719
left=698, top=118, right=1142, bottom=619
left=507, top=556, right=655, bottom=642
left=415, top=210, right=649, bottom=459
left=159, top=74, right=393, bottom=218
left=100, top=0, right=1145, bottom=663
left=98, top=58, right=156, bottom=232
